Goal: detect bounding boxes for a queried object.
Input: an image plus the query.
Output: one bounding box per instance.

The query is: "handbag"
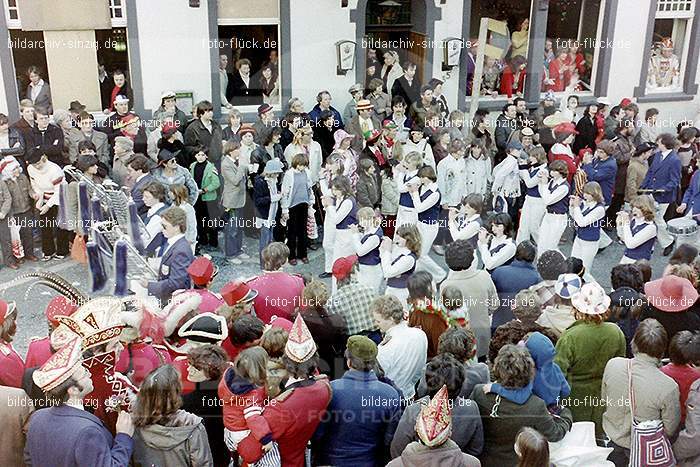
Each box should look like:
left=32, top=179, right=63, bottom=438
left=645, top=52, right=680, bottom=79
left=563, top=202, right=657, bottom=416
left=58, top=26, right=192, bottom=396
left=627, top=359, right=676, bottom=467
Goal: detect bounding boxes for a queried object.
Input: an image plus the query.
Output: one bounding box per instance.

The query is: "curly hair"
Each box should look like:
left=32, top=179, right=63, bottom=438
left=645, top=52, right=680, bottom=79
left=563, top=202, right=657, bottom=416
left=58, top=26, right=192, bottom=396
left=611, top=264, right=644, bottom=292
left=537, top=250, right=567, bottom=281
left=187, top=344, right=229, bottom=381
left=262, top=242, right=290, bottom=271
left=437, top=326, right=477, bottom=362
left=492, top=344, right=535, bottom=389
left=445, top=240, right=475, bottom=271
left=230, top=314, right=264, bottom=346
left=512, top=289, right=542, bottom=324
left=372, top=295, right=404, bottom=324
left=302, top=281, right=330, bottom=313
left=424, top=353, right=466, bottom=400
left=488, top=321, right=559, bottom=363
left=667, top=264, right=698, bottom=287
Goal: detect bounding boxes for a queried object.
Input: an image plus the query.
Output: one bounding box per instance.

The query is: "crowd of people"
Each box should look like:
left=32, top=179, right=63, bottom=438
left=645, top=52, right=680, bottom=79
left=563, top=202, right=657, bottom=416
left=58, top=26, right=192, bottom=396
left=1, top=60, right=700, bottom=467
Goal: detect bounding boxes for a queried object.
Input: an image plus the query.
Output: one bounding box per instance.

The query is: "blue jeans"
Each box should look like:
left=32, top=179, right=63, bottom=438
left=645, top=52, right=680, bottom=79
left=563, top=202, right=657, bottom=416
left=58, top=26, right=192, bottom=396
left=223, top=209, right=243, bottom=257
left=259, top=226, right=273, bottom=263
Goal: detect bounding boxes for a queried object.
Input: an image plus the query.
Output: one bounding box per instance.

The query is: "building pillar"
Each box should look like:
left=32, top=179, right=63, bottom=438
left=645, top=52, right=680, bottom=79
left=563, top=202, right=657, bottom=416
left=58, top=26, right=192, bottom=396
left=0, top=7, right=19, bottom=119
left=524, top=0, right=549, bottom=105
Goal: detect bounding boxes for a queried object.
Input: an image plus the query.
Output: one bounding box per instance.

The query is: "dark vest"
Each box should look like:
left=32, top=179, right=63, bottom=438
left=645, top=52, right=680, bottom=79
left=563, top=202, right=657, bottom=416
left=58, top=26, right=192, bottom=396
left=624, top=219, right=655, bottom=260
left=386, top=252, right=417, bottom=289
left=417, top=188, right=441, bottom=225
left=336, top=197, right=358, bottom=230
left=546, top=180, right=570, bottom=214
left=358, top=228, right=382, bottom=266
left=526, top=165, right=544, bottom=198
left=399, top=172, right=419, bottom=207
left=575, top=203, right=604, bottom=242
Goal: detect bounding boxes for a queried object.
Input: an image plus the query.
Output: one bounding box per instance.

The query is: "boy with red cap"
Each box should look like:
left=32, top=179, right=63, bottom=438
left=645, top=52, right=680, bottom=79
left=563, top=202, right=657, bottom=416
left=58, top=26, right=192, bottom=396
left=0, top=300, right=23, bottom=388
left=187, top=255, right=225, bottom=313
left=260, top=315, right=332, bottom=467
left=548, top=122, right=580, bottom=182
left=24, top=296, right=78, bottom=369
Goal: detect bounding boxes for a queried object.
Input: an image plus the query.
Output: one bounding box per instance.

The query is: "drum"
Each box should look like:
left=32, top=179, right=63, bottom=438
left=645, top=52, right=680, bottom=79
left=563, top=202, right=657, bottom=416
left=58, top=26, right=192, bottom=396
left=667, top=216, right=699, bottom=245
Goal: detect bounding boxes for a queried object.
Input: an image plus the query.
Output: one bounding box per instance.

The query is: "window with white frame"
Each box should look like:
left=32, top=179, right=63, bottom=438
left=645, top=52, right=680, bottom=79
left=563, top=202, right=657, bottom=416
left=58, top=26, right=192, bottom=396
left=646, top=0, right=695, bottom=93
left=3, top=0, right=20, bottom=28
left=109, top=0, right=127, bottom=27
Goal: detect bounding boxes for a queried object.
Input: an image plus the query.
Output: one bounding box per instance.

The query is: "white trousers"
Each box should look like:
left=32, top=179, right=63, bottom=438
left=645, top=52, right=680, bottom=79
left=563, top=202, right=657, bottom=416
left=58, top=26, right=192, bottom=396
left=619, top=255, right=636, bottom=265
left=537, top=213, right=568, bottom=258
left=322, top=217, right=336, bottom=273
left=358, top=263, right=383, bottom=293
left=654, top=203, right=674, bottom=248
left=331, top=229, right=356, bottom=293
left=598, top=205, right=613, bottom=249
left=415, top=221, right=446, bottom=282
left=516, top=196, right=545, bottom=244
left=571, top=237, right=598, bottom=283
left=396, top=205, right=418, bottom=228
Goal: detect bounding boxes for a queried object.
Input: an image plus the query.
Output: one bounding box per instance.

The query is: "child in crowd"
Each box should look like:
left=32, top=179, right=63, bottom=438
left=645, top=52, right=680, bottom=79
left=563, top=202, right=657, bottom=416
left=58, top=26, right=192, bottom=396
left=514, top=427, right=550, bottom=467
left=483, top=332, right=570, bottom=412
left=26, top=149, right=71, bottom=261
left=351, top=207, right=383, bottom=293
left=661, top=331, right=700, bottom=425
left=1, top=158, right=37, bottom=265
left=380, top=162, right=399, bottom=238
left=190, top=149, right=220, bottom=253
left=253, top=159, right=284, bottom=262
left=319, top=155, right=345, bottom=278
left=440, top=285, right=469, bottom=327
left=218, top=346, right=277, bottom=464
left=169, top=184, right=197, bottom=253
left=281, top=153, right=313, bottom=265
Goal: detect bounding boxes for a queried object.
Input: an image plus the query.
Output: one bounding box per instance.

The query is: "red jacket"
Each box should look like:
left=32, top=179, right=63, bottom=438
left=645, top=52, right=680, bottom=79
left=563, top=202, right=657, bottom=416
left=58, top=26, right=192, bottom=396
left=0, top=342, right=24, bottom=388
left=24, top=336, right=53, bottom=370
left=549, top=143, right=581, bottom=182
left=661, top=363, right=700, bottom=424
left=263, top=376, right=332, bottom=467
left=499, top=66, right=526, bottom=98
left=114, top=341, right=171, bottom=387
left=218, top=366, right=272, bottom=464
left=547, top=59, right=571, bottom=92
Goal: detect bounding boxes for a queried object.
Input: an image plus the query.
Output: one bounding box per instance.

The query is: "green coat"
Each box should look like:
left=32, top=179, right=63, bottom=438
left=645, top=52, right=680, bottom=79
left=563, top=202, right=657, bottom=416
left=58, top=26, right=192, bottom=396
left=189, top=161, right=220, bottom=202
left=554, top=320, right=626, bottom=436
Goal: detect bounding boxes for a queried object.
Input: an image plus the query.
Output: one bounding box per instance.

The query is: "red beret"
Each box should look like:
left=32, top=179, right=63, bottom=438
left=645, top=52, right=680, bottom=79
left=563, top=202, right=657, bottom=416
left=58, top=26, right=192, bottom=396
left=187, top=257, right=216, bottom=286
left=45, top=296, right=78, bottom=325
left=332, top=255, right=358, bottom=281
left=221, top=280, right=258, bottom=306
left=239, top=124, right=256, bottom=137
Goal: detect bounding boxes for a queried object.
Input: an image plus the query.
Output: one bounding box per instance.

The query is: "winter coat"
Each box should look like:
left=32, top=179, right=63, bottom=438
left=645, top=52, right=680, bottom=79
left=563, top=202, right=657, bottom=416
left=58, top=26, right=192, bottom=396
left=525, top=332, right=571, bottom=405
left=189, top=160, right=219, bottom=202
left=251, top=144, right=287, bottom=177
left=26, top=124, right=66, bottom=167
left=66, top=129, right=109, bottom=166
left=554, top=320, right=626, bottom=435
left=0, top=385, right=33, bottom=467
left=296, top=308, right=348, bottom=379
left=221, top=154, right=248, bottom=209
left=381, top=174, right=399, bottom=215
left=132, top=409, right=213, bottom=467
left=4, top=174, right=33, bottom=214
left=390, top=396, right=483, bottom=459
left=612, top=134, right=635, bottom=195
left=151, top=165, right=199, bottom=206
left=0, top=180, right=12, bottom=219
left=152, top=106, right=188, bottom=131
left=356, top=171, right=380, bottom=208
left=416, top=361, right=489, bottom=402
left=386, top=440, right=481, bottom=467
left=674, top=378, right=700, bottom=466
left=314, top=370, right=402, bottom=467
left=182, top=380, right=231, bottom=467
left=470, top=386, right=573, bottom=467
left=183, top=119, right=224, bottom=164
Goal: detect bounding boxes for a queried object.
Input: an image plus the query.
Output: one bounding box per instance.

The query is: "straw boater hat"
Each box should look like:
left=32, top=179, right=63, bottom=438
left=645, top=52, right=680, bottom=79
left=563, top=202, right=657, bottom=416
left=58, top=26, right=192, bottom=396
left=285, top=315, right=317, bottom=363
left=571, top=282, right=611, bottom=315
left=415, top=385, right=452, bottom=448
left=32, top=337, right=83, bottom=392
left=356, top=99, right=374, bottom=112
left=644, top=275, right=699, bottom=313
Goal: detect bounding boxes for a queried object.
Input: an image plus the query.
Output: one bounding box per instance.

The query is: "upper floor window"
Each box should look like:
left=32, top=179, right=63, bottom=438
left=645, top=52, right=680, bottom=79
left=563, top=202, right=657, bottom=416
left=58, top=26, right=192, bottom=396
left=109, top=0, right=127, bottom=27
left=4, top=0, right=21, bottom=28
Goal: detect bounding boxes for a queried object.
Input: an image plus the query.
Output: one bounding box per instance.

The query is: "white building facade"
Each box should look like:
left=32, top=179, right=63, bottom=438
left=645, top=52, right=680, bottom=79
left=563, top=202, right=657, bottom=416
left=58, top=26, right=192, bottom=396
left=0, top=0, right=697, bottom=126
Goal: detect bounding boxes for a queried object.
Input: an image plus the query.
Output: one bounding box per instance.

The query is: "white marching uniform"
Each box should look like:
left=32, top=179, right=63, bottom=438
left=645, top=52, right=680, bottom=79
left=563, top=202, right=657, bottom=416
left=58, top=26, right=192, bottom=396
left=320, top=178, right=336, bottom=273
left=411, top=182, right=446, bottom=282
left=327, top=196, right=358, bottom=293
left=516, top=164, right=547, bottom=244
left=352, top=227, right=384, bottom=293
left=448, top=213, right=481, bottom=246
left=380, top=246, right=417, bottom=311
left=537, top=178, right=570, bottom=258
left=396, top=169, right=420, bottom=227
left=478, top=236, right=516, bottom=272
left=570, top=201, right=606, bottom=282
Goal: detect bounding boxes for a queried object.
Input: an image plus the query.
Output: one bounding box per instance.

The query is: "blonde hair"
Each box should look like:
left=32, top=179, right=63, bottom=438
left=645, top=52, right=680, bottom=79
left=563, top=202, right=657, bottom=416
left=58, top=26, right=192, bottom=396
left=357, top=206, right=379, bottom=225
left=169, top=184, right=189, bottom=206
left=396, top=224, right=421, bottom=256
left=234, top=346, right=268, bottom=387
left=631, top=195, right=656, bottom=221
left=260, top=327, right=289, bottom=358
left=582, top=181, right=604, bottom=203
